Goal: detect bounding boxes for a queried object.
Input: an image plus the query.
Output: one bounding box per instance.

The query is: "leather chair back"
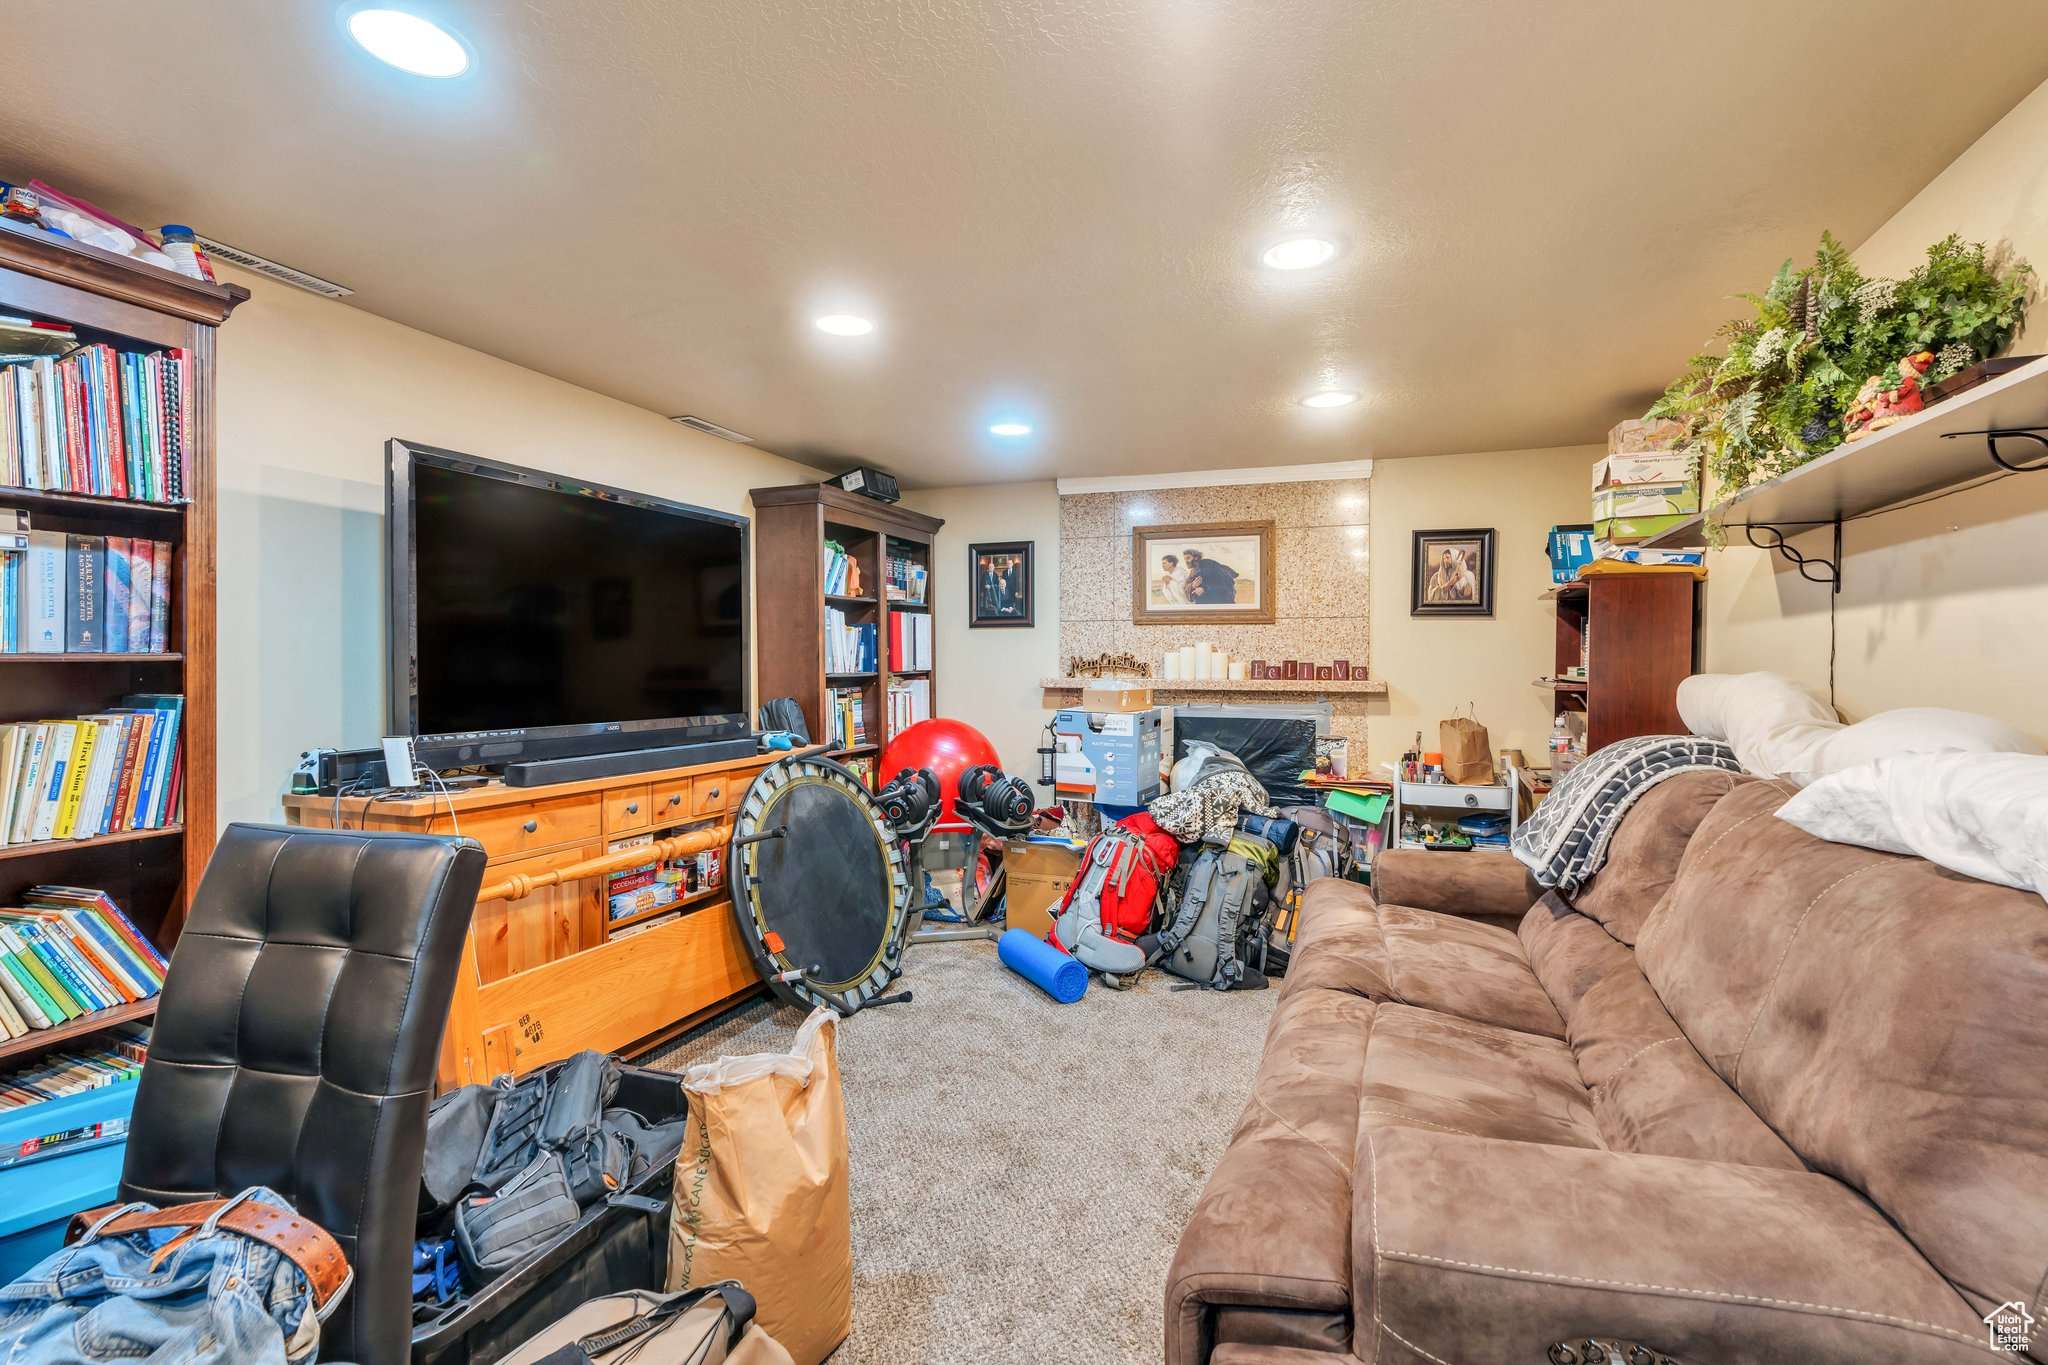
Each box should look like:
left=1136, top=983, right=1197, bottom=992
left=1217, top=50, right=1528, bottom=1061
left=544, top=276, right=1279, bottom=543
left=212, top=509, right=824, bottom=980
left=121, top=823, right=486, bottom=1365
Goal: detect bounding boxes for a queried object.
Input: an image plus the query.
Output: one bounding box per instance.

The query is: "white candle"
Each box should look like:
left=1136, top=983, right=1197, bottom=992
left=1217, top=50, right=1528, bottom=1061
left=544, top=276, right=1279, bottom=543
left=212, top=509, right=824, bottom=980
left=1162, top=652, right=1182, bottom=680
left=1178, top=644, right=1197, bottom=677
left=1193, top=642, right=1213, bottom=679
left=1229, top=661, right=1248, bottom=681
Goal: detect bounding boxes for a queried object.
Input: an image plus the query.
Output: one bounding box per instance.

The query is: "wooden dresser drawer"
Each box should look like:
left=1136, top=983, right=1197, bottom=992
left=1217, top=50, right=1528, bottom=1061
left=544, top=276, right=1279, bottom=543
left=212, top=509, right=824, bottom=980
left=605, top=785, right=652, bottom=835
left=650, top=778, right=694, bottom=823
left=692, top=773, right=737, bottom=817
left=465, top=793, right=603, bottom=861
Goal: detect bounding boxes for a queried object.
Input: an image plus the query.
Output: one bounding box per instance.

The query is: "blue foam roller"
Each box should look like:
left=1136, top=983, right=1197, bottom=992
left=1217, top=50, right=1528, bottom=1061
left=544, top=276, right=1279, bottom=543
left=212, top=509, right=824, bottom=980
left=998, top=927, right=1087, bottom=1003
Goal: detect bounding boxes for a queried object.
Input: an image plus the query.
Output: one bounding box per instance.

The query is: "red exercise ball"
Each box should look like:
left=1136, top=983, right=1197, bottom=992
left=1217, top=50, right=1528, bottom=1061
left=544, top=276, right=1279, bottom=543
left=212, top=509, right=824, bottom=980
left=878, top=717, right=1001, bottom=832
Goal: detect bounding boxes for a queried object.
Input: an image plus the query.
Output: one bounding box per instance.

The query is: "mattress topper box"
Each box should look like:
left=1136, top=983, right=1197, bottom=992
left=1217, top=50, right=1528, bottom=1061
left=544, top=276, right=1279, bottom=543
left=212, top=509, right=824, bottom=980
left=1595, top=511, right=1694, bottom=544
left=1052, top=707, right=1164, bottom=806
left=1001, top=838, right=1084, bottom=939
left=1592, top=449, right=1699, bottom=490
left=1594, top=481, right=1701, bottom=520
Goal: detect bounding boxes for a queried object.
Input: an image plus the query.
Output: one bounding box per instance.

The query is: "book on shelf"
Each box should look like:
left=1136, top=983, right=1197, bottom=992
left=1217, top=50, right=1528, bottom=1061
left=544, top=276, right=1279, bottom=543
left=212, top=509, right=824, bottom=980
left=839, top=755, right=878, bottom=790
left=0, top=1022, right=151, bottom=1116
left=826, top=687, right=870, bottom=750
left=884, top=553, right=927, bottom=604
left=1, top=519, right=171, bottom=654
left=822, top=541, right=864, bottom=597
left=884, top=678, right=931, bottom=741
left=886, top=610, right=932, bottom=671
left=0, top=889, right=163, bottom=1039
left=824, top=607, right=876, bottom=673
left=0, top=340, right=191, bottom=503
left=0, top=693, right=184, bottom=846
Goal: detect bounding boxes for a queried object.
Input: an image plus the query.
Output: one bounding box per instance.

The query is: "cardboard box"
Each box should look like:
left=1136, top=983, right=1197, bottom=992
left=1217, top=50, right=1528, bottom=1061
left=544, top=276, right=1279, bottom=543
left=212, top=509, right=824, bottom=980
left=1592, top=450, right=1698, bottom=491
left=1002, top=838, right=1083, bottom=939
left=1052, top=707, right=1164, bottom=806
left=1593, top=541, right=1706, bottom=569
left=1593, top=481, right=1700, bottom=520
left=1595, top=511, right=1694, bottom=544
left=1606, top=417, right=1687, bottom=453
left=1547, top=524, right=1595, bottom=584
left=1080, top=681, right=1153, bottom=712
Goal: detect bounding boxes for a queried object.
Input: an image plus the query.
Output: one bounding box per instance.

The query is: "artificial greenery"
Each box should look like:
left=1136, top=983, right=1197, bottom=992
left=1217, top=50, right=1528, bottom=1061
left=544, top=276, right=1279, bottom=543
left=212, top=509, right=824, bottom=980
left=1648, top=232, right=2033, bottom=495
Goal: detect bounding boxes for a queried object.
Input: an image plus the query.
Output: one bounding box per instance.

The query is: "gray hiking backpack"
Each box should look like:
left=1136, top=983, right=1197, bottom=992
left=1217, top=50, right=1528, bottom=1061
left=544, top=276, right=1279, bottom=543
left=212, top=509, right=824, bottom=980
left=1142, top=830, right=1277, bottom=990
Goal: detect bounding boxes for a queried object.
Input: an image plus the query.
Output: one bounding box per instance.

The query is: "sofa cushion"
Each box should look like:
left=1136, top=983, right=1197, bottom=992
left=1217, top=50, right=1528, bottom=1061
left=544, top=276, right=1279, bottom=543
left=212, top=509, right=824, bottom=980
left=1165, top=986, right=1371, bottom=1365
left=1566, top=767, right=1741, bottom=943
left=1286, top=881, right=1564, bottom=1039
left=1641, top=778, right=2048, bottom=1334
left=1353, top=1127, right=1996, bottom=1364
left=1358, top=1004, right=1601, bottom=1151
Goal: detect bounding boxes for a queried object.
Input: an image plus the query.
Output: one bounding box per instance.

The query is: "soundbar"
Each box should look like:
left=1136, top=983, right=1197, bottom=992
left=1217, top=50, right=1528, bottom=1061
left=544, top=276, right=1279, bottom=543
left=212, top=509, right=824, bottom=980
left=502, top=737, right=760, bottom=787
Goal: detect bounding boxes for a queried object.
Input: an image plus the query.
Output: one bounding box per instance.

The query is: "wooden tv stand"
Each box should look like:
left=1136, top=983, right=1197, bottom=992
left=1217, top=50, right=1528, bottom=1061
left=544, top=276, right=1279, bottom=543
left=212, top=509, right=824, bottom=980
left=283, top=749, right=786, bottom=1089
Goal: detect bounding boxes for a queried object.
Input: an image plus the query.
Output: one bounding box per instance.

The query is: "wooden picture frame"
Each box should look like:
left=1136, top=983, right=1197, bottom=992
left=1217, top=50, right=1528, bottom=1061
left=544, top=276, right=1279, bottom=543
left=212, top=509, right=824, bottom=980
left=1411, top=527, right=1497, bottom=617
left=969, top=540, right=1035, bottom=627
left=1131, top=519, right=1277, bottom=625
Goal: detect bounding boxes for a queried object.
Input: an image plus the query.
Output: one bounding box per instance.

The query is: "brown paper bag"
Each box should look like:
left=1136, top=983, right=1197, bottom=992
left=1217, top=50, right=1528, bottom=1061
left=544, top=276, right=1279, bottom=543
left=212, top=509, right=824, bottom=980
left=668, top=1008, right=851, bottom=1365
left=1440, top=709, right=1494, bottom=785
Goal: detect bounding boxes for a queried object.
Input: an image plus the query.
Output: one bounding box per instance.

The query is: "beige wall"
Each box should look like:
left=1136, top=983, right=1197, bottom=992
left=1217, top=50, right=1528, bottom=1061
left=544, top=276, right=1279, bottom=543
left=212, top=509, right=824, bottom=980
left=213, top=266, right=821, bottom=826
left=899, top=481, right=1062, bottom=777
left=1366, top=446, right=1601, bottom=768
left=1700, top=74, right=2048, bottom=740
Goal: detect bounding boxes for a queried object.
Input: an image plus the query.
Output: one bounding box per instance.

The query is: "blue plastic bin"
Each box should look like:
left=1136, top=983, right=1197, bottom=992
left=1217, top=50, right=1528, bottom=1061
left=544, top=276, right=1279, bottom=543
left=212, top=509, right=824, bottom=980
left=0, top=1078, right=139, bottom=1282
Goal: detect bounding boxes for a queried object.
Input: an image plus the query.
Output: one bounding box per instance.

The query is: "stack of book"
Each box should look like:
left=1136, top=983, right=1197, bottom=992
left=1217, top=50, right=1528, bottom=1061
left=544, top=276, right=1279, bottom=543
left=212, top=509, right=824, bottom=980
left=883, top=553, right=927, bottom=604
left=824, top=607, right=876, bottom=673
left=2, top=523, right=174, bottom=653
left=822, top=541, right=864, bottom=597
left=886, top=611, right=932, bottom=671
left=0, top=339, right=192, bottom=503
left=0, top=889, right=166, bottom=1038
left=827, top=687, right=870, bottom=750
left=884, top=678, right=931, bottom=740
left=0, top=1023, right=150, bottom=1113
left=838, top=755, right=878, bottom=790
left=0, top=696, right=184, bottom=846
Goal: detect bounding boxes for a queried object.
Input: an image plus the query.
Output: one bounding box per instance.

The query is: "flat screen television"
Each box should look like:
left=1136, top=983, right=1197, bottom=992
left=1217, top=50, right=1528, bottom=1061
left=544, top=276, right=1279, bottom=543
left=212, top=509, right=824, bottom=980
left=387, top=441, right=750, bottom=761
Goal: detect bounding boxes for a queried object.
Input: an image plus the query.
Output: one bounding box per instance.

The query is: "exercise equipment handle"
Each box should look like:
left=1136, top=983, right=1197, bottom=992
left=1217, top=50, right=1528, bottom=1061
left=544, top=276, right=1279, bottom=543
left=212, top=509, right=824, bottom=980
left=477, top=822, right=734, bottom=902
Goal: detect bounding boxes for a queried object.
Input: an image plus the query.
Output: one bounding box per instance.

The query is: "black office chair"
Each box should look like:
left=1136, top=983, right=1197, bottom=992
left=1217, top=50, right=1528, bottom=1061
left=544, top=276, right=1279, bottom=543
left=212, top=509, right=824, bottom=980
left=119, top=823, right=486, bottom=1365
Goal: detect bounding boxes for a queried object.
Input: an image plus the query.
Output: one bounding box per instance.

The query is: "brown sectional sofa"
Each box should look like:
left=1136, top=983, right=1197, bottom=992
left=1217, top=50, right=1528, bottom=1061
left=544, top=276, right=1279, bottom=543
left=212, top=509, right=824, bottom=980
left=1167, top=771, right=2048, bottom=1364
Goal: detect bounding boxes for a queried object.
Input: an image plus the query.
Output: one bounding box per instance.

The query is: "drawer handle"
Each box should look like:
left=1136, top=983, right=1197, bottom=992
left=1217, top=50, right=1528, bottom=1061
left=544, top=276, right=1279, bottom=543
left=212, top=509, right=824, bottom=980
left=522, top=819, right=538, bottom=834
left=625, top=801, right=639, bottom=815
left=705, top=787, right=720, bottom=800
left=1463, top=794, right=1479, bottom=808
left=667, top=794, right=683, bottom=807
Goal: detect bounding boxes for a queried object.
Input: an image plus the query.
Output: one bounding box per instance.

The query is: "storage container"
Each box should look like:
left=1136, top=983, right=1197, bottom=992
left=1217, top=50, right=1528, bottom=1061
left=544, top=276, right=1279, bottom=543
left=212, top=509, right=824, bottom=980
left=1547, top=524, right=1595, bottom=584
left=0, top=1078, right=139, bottom=1282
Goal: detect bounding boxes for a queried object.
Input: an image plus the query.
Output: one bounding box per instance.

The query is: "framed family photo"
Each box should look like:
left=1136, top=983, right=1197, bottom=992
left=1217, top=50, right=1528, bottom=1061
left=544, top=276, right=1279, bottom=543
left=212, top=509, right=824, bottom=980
left=969, top=540, right=1034, bottom=627
left=1131, top=520, right=1276, bottom=625
left=1410, top=527, right=1496, bottom=617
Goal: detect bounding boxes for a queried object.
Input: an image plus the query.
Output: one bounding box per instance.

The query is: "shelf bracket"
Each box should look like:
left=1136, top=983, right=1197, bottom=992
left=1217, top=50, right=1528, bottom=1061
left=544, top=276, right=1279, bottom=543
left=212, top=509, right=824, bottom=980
left=1741, top=521, right=1841, bottom=594
left=1939, top=426, right=2048, bottom=474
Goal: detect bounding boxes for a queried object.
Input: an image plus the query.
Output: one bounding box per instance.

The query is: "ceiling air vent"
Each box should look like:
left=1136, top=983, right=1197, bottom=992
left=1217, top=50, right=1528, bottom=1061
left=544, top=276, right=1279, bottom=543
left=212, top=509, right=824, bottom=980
left=670, top=415, right=754, bottom=444
left=194, top=235, right=352, bottom=298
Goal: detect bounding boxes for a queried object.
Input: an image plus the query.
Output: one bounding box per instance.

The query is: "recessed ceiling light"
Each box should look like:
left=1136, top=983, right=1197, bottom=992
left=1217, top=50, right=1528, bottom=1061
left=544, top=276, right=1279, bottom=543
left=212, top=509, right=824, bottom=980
left=989, top=422, right=1032, bottom=437
left=814, top=314, right=875, bottom=336
left=1262, top=237, right=1338, bottom=270
left=346, top=8, right=471, bottom=77
left=1300, top=390, right=1359, bottom=408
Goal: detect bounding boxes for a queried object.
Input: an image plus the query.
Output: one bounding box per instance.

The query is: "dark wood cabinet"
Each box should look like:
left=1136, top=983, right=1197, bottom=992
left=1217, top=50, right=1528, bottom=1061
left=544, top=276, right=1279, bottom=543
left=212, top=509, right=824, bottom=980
left=1550, top=571, right=1699, bottom=751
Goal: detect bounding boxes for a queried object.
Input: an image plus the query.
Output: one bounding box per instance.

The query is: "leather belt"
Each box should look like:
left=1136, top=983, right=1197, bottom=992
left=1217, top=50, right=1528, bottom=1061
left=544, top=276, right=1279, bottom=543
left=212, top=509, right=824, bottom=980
left=66, top=1198, right=352, bottom=1313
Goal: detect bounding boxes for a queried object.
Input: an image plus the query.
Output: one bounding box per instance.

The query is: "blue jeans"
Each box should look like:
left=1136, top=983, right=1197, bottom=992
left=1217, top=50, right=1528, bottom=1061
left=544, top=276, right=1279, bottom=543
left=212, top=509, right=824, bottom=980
left=0, top=1189, right=334, bottom=1365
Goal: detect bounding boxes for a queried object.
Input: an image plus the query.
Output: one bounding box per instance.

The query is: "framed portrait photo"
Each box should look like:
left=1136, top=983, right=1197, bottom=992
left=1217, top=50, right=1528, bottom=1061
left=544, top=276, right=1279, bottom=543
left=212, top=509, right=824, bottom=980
left=969, top=540, right=1034, bottom=628
left=1131, top=520, right=1277, bottom=625
left=1410, top=528, right=1496, bottom=617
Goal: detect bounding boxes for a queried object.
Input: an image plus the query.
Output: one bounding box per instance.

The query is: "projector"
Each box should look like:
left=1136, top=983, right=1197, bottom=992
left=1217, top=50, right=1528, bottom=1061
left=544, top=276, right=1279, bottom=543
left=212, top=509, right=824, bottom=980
left=823, top=467, right=900, bottom=503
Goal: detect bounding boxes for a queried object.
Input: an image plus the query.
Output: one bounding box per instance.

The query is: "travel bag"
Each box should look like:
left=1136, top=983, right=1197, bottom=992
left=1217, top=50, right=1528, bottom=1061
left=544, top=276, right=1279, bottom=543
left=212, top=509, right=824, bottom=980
left=1143, top=829, right=1279, bottom=990
left=500, top=1282, right=792, bottom=1365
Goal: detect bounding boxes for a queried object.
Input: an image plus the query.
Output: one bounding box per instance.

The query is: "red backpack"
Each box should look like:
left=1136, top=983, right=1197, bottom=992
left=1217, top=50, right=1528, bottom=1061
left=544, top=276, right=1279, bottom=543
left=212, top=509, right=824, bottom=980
left=1049, top=811, right=1180, bottom=947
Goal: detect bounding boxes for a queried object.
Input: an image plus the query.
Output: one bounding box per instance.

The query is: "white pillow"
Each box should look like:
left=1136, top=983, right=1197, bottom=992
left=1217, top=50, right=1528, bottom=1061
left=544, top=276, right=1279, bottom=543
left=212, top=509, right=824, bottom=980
left=1777, top=752, right=2048, bottom=901
left=1779, top=707, right=2041, bottom=786
left=1676, top=672, right=1838, bottom=778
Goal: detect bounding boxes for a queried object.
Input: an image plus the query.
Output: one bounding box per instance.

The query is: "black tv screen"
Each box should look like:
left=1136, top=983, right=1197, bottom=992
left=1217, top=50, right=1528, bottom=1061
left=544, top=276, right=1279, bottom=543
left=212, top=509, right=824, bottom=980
left=388, top=444, right=748, bottom=744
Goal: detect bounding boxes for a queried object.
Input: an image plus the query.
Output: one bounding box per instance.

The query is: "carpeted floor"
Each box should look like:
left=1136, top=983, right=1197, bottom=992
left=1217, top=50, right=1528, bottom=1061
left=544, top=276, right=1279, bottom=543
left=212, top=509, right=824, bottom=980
left=644, top=938, right=1277, bottom=1364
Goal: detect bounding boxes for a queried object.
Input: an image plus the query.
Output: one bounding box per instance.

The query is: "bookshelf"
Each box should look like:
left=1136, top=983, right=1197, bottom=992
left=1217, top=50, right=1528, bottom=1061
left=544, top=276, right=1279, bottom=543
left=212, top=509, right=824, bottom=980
left=1546, top=570, right=1697, bottom=751
left=751, top=484, right=942, bottom=787
left=0, top=219, right=242, bottom=1064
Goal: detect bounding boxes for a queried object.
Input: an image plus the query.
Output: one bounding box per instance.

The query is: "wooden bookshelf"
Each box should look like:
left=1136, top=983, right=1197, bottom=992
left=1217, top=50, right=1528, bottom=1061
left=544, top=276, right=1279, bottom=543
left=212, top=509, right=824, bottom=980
left=1548, top=570, right=1697, bottom=750
left=751, top=484, right=942, bottom=784
left=0, top=221, right=242, bottom=1065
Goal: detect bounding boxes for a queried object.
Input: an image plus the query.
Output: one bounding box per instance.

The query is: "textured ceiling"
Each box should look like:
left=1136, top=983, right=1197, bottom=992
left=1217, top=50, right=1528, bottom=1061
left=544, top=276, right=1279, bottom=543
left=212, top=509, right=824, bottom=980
left=4, top=1, right=2047, bottom=486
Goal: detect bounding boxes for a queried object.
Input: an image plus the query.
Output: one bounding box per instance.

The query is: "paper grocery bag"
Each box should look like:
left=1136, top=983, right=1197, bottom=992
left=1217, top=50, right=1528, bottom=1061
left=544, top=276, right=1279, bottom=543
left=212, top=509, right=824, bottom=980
left=1440, top=710, right=1494, bottom=785
left=669, top=1008, right=851, bottom=1365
